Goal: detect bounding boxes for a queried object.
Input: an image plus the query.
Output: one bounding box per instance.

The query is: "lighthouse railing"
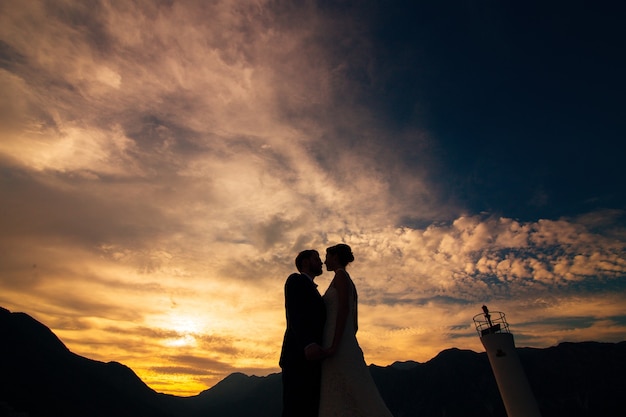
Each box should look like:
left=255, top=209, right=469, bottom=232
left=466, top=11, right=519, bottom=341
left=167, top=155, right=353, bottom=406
left=473, top=310, right=510, bottom=337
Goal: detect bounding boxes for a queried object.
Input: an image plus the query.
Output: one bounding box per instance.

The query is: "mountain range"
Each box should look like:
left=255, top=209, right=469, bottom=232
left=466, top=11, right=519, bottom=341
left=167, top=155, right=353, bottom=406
left=2, top=306, right=625, bottom=417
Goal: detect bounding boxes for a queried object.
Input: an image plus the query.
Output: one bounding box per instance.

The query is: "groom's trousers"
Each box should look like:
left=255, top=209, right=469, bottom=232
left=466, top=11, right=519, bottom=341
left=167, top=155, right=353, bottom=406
left=281, top=361, right=321, bottom=417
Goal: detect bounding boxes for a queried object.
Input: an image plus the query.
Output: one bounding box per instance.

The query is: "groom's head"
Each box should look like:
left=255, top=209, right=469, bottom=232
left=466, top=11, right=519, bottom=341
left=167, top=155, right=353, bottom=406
left=295, top=250, right=323, bottom=278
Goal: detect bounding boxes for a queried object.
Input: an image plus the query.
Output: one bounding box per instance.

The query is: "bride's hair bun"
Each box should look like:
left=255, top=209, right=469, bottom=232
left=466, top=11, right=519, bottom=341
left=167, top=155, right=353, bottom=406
left=328, top=243, right=354, bottom=266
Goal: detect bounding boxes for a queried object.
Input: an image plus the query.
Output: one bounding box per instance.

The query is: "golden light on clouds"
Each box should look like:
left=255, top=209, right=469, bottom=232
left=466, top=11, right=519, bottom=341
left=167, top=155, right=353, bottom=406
left=1, top=0, right=625, bottom=397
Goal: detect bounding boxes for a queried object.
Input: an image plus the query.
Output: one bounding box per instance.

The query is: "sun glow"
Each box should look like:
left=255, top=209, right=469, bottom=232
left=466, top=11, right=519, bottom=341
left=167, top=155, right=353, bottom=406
left=167, top=314, right=203, bottom=334
left=136, top=368, right=209, bottom=397
left=152, top=312, right=206, bottom=348
left=163, top=333, right=197, bottom=348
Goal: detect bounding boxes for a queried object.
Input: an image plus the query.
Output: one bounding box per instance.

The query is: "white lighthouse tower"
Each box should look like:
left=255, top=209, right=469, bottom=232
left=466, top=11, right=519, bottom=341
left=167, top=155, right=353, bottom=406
left=473, top=305, right=542, bottom=417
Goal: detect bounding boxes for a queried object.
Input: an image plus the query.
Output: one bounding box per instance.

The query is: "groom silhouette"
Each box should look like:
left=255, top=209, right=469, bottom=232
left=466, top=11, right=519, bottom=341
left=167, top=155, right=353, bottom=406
left=279, top=249, right=326, bottom=417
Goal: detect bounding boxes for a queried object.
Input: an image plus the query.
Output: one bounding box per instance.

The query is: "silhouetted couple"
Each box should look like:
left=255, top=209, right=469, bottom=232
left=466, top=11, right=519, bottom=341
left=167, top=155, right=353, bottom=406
left=279, top=244, right=393, bottom=417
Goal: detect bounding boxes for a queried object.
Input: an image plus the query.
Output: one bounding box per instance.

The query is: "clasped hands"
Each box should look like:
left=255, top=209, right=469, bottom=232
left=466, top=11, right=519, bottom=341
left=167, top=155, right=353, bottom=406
left=304, top=343, right=336, bottom=360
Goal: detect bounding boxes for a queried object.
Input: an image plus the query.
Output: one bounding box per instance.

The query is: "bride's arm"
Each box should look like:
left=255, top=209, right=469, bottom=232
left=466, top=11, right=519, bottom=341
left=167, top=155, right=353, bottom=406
left=326, top=269, right=350, bottom=356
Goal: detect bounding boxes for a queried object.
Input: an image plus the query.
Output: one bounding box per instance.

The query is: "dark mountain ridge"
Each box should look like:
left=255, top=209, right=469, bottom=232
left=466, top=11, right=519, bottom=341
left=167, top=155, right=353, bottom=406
left=2, top=306, right=625, bottom=417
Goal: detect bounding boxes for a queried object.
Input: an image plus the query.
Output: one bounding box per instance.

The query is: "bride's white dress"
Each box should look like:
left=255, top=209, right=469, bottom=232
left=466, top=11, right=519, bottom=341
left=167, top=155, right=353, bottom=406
left=319, top=274, right=393, bottom=417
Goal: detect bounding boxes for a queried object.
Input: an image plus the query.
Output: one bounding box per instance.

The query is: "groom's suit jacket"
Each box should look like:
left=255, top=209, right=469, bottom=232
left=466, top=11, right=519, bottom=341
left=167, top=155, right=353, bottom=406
left=279, top=273, right=326, bottom=369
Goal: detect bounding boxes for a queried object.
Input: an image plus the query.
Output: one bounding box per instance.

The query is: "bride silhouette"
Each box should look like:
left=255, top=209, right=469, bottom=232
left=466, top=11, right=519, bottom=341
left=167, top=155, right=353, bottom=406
left=319, top=243, right=393, bottom=417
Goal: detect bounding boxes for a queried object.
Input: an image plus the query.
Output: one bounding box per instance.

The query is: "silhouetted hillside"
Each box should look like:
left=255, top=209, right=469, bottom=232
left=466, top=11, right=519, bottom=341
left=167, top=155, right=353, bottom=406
left=519, top=342, right=626, bottom=416
left=0, top=306, right=182, bottom=417
left=183, top=372, right=283, bottom=417
left=2, top=306, right=625, bottom=417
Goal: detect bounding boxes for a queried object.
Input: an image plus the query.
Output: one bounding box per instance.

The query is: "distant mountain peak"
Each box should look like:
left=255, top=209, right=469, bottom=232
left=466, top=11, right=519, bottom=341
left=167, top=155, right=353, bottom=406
left=0, top=307, right=70, bottom=357
left=390, top=360, right=420, bottom=370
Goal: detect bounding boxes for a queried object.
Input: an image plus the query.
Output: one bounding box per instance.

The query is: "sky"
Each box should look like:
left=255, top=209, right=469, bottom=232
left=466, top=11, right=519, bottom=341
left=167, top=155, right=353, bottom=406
left=1, top=0, right=625, bottom=397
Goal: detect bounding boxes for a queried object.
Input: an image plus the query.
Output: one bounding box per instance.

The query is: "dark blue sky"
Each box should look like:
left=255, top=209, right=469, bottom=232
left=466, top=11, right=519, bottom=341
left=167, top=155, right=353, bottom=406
left=323, top=0, right=626, bottom=222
